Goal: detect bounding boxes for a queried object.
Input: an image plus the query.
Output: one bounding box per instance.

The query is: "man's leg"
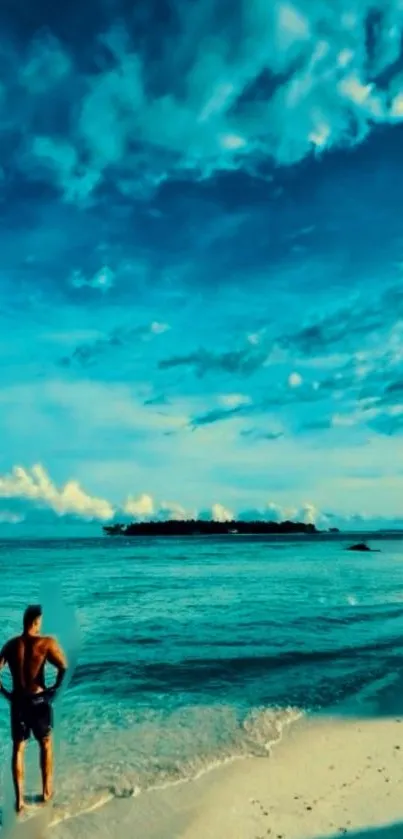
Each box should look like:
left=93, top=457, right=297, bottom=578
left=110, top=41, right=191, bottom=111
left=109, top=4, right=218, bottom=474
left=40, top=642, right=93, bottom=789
left=39, top=736, right=53, bottom=802
left=12, top=740, right=25, bottom=813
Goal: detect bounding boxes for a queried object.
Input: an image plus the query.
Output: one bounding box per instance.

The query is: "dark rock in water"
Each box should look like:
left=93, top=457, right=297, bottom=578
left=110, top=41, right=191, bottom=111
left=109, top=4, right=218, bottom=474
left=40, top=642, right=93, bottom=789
left=347, top=543, right=380, bottom=553
left=348, top=543, right=371, bottom=552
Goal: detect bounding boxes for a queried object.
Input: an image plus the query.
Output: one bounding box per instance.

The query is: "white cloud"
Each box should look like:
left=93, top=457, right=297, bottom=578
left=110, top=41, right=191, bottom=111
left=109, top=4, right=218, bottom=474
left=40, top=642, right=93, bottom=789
left=300, top=502, right=321, bottom=525
left=240, top=500, right=329, bottom=527
left=13, top=3, right=403, bottom=201
left=338, top=76, right=374, bottom=108
left=0, top=463, right=401, bottom=533
left=199, top=83, right=235, bottom=123
left=277, top=3, right=310, bottom=46
left=247, top=332, right=263, bottom=346
left=309, top=122, right=331, bottom=149
left=211, top=502, right=234, bottom=522
left=0, top=468, right=192, bottom=526
left=123, top=494, right=194, bottom=521
left=0, top=464, right=114, bottom=521
left=150, top=321, right=170, bottom=335
left=41, top=379, right=189, bottom=436
left=28, top=136, right=101, bottom=202
left=391, top=93, right=403, bottom=118
left=159, top=500, right=189, bottom=521
left=219, top=393, right=251, bottom=408
left=332, top=412, right=358, bottom=428
left=70, top=265, right=115, bottom=292
left=288, top=372, right=303, bottom=388
left=123, top=493, right=154, bottom=518
left=219, top=133, right=247, bottom=150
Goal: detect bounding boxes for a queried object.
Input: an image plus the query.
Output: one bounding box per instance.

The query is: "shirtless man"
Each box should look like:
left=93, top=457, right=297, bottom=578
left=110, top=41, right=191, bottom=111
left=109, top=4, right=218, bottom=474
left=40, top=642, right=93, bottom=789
left=0, top=604, right=67, bottom=813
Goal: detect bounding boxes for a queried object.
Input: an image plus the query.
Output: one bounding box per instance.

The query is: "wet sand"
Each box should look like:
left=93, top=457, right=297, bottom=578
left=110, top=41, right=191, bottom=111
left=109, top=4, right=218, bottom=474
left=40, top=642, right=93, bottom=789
left=42, top=714, right=403, bottom=839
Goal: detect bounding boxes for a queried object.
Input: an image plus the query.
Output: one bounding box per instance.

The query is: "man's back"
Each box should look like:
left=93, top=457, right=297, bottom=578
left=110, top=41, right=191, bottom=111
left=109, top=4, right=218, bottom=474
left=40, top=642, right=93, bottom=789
left=3, top=635, right=62, bottom=696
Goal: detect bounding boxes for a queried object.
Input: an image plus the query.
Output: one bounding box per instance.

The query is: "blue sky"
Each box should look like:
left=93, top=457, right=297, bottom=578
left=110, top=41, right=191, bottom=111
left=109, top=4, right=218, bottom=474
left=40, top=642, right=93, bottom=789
left=1, top=0, right=403, bottom=534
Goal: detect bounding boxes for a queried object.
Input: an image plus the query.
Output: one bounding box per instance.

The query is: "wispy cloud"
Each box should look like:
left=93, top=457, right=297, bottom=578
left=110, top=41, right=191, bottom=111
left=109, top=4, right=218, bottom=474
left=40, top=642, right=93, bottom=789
left=299, top=416, right=333, bottom=433
left=283, top=284, right=403, bottom=358
left=367, top=406, right=403, bottom=436
left=159, top=347, right=267, bottom=377
left=143, top=394, right=171, bottom=407
left=70, top=266, right=115, bottom=293
left=156, top=283, right=403, bottom=442
left=240, top=427, right=284, bottom=442
left=159, top=284, right=403, bottom=388
left=191, top=404, right=252, bottom=428
left=3, top=1, right=403, bottom=529
left=8, top=2, right=403, bottom=203
left=61, top=321, right=170, bottom=367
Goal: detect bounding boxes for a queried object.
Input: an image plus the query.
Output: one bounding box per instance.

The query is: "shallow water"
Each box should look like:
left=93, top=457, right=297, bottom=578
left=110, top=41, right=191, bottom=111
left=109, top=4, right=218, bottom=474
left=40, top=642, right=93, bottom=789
left=1, top=534, right=403, bottom=820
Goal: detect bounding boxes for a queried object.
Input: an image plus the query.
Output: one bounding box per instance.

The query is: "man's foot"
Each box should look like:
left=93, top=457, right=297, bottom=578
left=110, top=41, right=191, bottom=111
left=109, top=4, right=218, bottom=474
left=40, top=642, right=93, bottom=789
left=42, top=791, right=53, bottom=804
left=15, top=800, right=25, bottom=814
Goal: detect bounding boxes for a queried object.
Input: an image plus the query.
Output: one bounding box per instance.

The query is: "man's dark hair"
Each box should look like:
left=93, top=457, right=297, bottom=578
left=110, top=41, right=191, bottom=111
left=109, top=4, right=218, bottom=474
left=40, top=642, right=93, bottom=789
left=23, top=604, right=42, bottom=632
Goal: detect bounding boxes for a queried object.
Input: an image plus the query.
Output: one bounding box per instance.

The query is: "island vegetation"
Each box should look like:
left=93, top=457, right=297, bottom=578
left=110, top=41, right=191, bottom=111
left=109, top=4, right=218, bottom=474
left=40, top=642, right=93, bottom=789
left=103, top=519, right=319, bottom=537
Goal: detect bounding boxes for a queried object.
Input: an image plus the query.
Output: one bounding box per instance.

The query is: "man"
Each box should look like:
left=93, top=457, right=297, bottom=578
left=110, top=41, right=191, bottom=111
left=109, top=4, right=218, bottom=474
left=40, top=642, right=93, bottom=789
left=0, top=605, right=67, bottom=814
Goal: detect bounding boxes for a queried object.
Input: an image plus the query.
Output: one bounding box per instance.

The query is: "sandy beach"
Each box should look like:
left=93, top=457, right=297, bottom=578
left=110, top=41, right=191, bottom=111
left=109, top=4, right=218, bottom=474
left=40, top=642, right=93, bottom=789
left=178, top=714, right=403, bottom=839
left=3, top=540, right=403, bottom=839
left=31, top=712, right=403, bottom=839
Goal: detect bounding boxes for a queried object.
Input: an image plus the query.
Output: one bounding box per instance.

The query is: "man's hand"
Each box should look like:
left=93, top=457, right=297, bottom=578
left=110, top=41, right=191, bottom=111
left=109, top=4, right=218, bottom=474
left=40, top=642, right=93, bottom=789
left=46, top=686, right=58, bottom=703
left=46, top=638, right=67, bottom=692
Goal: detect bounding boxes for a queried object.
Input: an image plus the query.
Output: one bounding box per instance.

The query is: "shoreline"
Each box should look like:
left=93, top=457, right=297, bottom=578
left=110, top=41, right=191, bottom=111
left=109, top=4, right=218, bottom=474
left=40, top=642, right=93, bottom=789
left=44, top=707, right=304, bottom=832
left=47, top=712, right=303, bottom=838
left=47, top=711, right=403, bottom=839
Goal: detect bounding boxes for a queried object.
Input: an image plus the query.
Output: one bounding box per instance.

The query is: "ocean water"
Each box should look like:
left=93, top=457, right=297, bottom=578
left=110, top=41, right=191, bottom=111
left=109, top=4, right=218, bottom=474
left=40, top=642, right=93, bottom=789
left=1, top=534, right=403, bottom=824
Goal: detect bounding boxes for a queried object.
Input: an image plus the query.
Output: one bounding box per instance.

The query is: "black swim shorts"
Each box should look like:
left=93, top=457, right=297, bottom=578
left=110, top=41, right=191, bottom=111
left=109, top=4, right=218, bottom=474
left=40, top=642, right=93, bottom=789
left=11, top=692, right=54, bottom=743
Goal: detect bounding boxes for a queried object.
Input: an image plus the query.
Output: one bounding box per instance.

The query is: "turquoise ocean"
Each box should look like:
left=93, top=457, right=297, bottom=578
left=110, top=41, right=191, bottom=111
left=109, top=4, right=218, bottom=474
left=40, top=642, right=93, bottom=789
left=1, top=534, right=403, bottom=825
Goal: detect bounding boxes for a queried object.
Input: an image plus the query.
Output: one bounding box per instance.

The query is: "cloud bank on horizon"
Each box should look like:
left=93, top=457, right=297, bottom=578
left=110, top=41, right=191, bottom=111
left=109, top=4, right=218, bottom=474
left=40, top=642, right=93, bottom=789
left=1, top=0, right=403, bottom=533
left=0, top=464, right=398, bottom=533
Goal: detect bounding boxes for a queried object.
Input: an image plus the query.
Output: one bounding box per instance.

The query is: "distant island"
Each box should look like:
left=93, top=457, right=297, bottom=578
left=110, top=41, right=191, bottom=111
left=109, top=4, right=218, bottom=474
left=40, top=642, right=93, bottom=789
left=103, top=519, right=319, bottom=537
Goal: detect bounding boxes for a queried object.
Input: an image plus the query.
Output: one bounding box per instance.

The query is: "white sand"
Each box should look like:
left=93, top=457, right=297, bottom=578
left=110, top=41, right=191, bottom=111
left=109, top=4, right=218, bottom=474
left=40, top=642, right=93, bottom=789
left=8, top=714, right=403, bottom=839
left=178, top=714, right=403, bottom=839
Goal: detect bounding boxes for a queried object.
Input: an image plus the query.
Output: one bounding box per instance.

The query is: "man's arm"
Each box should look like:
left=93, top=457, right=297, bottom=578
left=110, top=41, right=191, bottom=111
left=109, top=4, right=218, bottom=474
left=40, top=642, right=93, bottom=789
left=46, top=638, right=68, bottom=692
left=0, top=643, right=12, bottom=701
